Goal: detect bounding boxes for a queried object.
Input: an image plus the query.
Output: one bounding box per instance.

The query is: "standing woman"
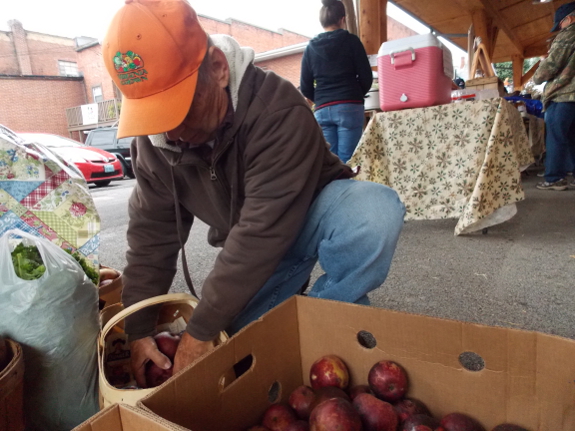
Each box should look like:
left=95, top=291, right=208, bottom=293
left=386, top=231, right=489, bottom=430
left=300, top=0, right=373, bottom=163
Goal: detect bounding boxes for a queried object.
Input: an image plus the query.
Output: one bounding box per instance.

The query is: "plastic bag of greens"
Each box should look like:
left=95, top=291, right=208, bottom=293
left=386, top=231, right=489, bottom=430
left=0, top=228, right=99, bottom=431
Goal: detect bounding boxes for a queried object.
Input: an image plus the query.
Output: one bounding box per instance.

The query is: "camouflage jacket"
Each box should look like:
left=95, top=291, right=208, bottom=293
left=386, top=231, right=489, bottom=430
left=533, top=23, right=575, bottom=109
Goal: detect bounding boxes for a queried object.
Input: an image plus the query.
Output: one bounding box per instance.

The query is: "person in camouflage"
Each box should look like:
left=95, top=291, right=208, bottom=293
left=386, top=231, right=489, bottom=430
left=533, top=2, right=575, bottom=191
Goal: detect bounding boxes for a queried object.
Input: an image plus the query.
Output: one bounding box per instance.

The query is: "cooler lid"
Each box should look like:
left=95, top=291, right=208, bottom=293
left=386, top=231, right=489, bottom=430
left=378, top=33, right=443, bottom=57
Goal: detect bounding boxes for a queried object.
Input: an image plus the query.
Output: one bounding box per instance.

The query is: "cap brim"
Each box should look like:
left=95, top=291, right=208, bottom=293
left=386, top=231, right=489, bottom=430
left=550, top=22, right=560, bottom=32
left=116, top=72, right=199, bottom=139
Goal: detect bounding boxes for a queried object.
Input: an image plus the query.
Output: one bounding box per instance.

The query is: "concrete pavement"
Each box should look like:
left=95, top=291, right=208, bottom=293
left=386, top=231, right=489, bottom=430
left=94, top=167, right=575, bottom=340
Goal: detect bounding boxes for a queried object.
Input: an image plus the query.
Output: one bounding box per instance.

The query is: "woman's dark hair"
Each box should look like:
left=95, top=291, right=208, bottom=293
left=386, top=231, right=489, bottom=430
left=320, top=0, right=346, bottom=28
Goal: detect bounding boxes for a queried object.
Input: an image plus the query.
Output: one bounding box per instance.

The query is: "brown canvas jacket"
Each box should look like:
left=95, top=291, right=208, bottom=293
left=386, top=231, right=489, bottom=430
left=122, top=64, right=352, bottom=341
left=533, top=23, right=575, bottom=109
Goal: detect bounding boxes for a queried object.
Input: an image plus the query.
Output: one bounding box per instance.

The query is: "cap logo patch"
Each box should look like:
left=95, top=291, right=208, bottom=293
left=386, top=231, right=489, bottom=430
left=113, top=51, right=148, bottom=85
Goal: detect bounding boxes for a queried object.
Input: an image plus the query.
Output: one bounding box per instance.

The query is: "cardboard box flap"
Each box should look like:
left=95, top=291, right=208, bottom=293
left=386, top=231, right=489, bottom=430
left=73, top=404, right=188, bottom=430
left=139, top=298, right=303, bottom=431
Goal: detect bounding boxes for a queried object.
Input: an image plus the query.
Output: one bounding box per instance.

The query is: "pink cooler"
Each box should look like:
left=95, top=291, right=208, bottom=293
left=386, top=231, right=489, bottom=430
left=378, top=34, right=453, bottom=111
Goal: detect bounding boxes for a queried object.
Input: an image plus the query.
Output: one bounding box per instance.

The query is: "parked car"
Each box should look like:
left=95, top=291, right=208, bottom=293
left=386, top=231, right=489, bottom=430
left=85, top=127, right=134, bottom=178
left=18, top=133, right=124, bottom=187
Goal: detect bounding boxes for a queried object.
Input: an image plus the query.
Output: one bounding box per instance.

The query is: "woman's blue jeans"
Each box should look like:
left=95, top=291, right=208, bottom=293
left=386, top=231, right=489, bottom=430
left=227, top=179, right=406, bottom=335
left=544, top=101, right=575, bottom=182
left=314, top=103, right=365, bottom=163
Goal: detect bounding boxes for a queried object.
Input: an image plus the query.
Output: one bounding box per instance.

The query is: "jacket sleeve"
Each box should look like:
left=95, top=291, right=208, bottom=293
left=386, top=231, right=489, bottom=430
left=187, top=104, right=326, bottom=341
left=352, top=35, right=374, bottom=96
left=300, top=48, right=316, bottom=102
left=533, top=34, right=570, bottom=84
left=122, top=138, right=194, bottom=341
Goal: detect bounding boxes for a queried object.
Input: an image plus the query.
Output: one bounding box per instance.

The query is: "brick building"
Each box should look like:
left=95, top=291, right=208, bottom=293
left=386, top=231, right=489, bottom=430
left=0, top=15, right=415, bottom=140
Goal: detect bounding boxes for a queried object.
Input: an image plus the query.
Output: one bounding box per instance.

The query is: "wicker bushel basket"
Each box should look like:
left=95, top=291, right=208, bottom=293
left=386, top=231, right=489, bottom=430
left=98, top=293, right=228, bottom=409
left=98, top=265, right=123, bottom=310
left=0, top=339, right=25, bottom=431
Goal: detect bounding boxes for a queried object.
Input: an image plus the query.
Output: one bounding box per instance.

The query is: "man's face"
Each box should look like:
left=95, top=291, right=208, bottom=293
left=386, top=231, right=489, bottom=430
left=165, top=47, right=229, bottom=146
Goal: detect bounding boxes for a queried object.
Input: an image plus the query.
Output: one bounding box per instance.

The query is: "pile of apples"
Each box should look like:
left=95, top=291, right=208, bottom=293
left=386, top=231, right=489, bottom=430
left=247, top=355, right=529, bottom=431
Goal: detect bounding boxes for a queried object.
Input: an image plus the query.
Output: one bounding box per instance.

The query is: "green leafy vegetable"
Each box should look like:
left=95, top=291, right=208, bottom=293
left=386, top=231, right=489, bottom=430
left=11, top=243, right=46, bottom=280
left=65, top=249, right=99, bottom=286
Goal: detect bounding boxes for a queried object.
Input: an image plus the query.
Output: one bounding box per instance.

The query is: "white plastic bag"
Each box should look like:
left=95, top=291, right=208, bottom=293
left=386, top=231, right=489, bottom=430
left=0, top=229, right=99, bottom=431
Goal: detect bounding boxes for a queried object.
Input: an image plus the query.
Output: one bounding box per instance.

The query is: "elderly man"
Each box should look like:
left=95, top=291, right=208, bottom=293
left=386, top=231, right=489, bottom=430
left=103, top=0, right=405, bottom=387
left=534, top=1, right=575, bottom=190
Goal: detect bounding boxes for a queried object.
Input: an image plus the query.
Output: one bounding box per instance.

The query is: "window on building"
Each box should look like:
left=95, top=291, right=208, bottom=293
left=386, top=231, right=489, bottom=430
left=58, top=60, right=80, bottom=77
left=92, top=85, right=104, bottom=103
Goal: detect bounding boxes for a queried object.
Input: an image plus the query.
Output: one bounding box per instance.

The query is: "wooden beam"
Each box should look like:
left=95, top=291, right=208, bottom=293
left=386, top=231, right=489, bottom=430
left=511, top=55, right=524, bottom=91
left=359, top=0, right=385, bottom=55
left=342, top=0, right=358, bottom=36
left=468, top=24, right=475, bottom=78
left=490, top=26, right=499, bottom=59
left=471, top=9, right=492, bottom=55
left=524, top=43, right=548, bottom=59
left=478, top=0, right=524, bottom=56
left=380, top=0, right=388, bottom=46
left=521, top=60, right=540, bottom=86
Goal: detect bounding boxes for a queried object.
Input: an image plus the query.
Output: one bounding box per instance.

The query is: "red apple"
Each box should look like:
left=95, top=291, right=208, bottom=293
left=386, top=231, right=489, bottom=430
left=309, top=355, right=350, bottom=390
left=154, top=331, right=181, bottom=360
left=352, top=392, right=398, bottom=431
left=490, top=426, right=529, bottom=431
left=262, top=403, right=298, bottom=431
left=348, top=384, right=373, bottom=400
left=309, top=398, right=362, bottom=431
left=440, top=413, right=485, bottom=431
left=309, top=386, right=351, bottom=412
left=394, top=398, right=432, bottom=423
left=145, top=361, right=173, bottom=388
left=289, top=385, right=316, bottom=420
left=368, top=360, right=408, bottom=402
left=286, top=421, right=310, bottom=431
left=401, top=414, right=442, bottom=431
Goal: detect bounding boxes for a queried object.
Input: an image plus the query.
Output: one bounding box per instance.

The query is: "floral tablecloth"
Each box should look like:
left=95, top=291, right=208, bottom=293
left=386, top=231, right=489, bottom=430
left=0, top=132, right=100, bottom=269
left=349, top=98, right=534, bottom=235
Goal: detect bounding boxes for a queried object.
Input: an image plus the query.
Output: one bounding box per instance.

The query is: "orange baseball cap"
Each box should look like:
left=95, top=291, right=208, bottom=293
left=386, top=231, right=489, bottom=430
left=103, top=0, right=208, bottom=139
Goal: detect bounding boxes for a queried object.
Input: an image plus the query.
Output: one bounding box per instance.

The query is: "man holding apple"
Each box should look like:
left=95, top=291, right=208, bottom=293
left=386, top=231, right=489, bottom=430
left=103, top=0, right=405, bottom=388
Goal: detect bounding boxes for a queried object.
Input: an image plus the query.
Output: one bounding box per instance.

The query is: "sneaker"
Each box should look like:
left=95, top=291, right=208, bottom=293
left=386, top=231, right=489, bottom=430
left=536, top=179, right=568, bottom=191
left=537, top=171, right=545, bottom=177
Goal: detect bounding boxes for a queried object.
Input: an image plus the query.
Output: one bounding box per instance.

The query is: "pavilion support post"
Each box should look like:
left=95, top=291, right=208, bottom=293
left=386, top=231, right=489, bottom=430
left=342, top=0, right=358, bottom=35
left=512, top=55, right=524, bottom=92
left=471, top=9, right=493, bottom=59
left=359, top=0, right=387, bottom=56
left=468, top=24, right=475, bottom=79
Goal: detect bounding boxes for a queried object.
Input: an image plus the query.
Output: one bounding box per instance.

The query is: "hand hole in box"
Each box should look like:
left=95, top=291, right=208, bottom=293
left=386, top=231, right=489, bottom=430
left=459, top=351, right=485, bottom=371
left=218, top=354, right=253, bottom=392
left=357, top=330, right=377, bottom=349
left=268, top=381, right=282, bottom=403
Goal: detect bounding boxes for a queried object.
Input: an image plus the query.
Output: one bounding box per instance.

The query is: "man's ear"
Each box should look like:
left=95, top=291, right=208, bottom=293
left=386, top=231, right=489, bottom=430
left=209, top=46, right=230, bottom=89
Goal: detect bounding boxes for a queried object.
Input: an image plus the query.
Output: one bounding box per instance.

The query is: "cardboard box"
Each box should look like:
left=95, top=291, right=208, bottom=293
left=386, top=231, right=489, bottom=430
left=138, top=296, right=575, bottom=430
left=72, top=403, right=187, bottom=431
left=466, top=76, right=505, bottom=97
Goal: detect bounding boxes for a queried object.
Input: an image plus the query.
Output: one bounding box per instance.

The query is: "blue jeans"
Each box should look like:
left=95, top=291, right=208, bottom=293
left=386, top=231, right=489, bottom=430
left=227, top=179, right=406, bottom=335
left=544, top=101, right=575, bottom=182
left=315, top=103, right=365, bottom=163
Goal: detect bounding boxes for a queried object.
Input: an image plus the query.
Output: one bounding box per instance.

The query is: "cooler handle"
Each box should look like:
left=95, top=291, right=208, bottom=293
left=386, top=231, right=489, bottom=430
left=389, top=47, right=416, bottom=65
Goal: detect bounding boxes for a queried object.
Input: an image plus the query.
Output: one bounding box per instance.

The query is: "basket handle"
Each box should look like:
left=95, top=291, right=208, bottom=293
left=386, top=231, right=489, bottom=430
left=100, top=293, right=199, bottom=341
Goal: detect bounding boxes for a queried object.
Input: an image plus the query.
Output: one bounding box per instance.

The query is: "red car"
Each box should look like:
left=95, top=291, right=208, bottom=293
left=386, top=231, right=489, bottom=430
left=18, top=133, right=124, bottom=187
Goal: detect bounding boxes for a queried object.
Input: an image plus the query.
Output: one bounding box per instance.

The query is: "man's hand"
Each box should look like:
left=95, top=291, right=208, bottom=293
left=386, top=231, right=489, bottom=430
left=130, top=336, right=172, bottom=388
left=172, top=332, right=215, bottom=375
